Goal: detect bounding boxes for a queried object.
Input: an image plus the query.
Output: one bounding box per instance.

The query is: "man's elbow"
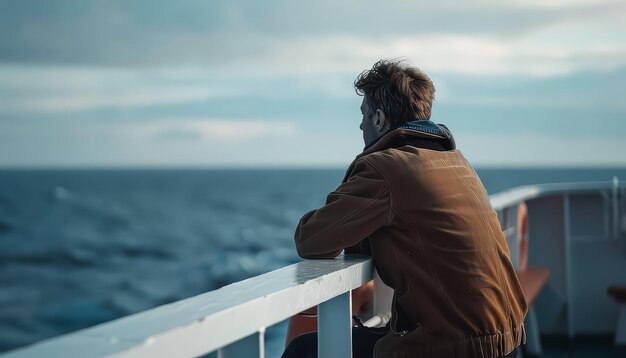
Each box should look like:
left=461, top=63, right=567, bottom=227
left=294, top=216, right=341, bottom=259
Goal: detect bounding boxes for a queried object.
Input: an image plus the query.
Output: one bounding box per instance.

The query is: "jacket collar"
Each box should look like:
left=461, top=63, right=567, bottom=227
left=342, top=120, right=456, bottom=183
left=362, top=120, right=455, bottom=154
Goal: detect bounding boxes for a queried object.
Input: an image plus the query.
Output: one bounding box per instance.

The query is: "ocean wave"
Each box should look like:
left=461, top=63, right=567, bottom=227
left=52, top=186, right=71, bottom=201
left=40, top=298, right=126, bottom=331
left=0, top=220, right=12, bottom=234
left=0, top=195, right=17, bottom=216
left=1, top=248, right=94, bottom=268
left=49, top=186, right=134, bottom=233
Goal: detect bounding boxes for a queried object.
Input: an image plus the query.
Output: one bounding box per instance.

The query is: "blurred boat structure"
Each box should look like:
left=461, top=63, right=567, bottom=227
left=1, top=178, right=625, bottom=358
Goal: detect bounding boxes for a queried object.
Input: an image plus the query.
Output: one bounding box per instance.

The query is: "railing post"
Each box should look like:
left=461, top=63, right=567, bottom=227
left=613, top=176, right=620, bottom=239
left=218, top=329, right=264, bottom=358
left=563, top=193, right=574, bottom=338
left=524, top=307, right=543, bottom=355
left=318, top=291, right=352, bottom=358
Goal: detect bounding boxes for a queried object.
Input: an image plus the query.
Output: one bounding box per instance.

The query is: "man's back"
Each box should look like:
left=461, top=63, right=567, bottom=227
left=361, top=144, right=528, bottom=357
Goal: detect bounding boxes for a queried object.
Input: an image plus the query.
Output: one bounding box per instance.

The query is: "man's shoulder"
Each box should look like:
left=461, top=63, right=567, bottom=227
left=344, top=147, right=467, bottom=184
left=358, top=147, right=468, bottom=176
left=359, top=146, right=417, bottom=168
left=352, top=148, right=411, bottom=180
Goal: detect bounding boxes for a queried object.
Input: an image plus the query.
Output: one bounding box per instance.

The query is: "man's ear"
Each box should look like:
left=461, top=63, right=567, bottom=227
left=374, top=109, right=387, bottom=131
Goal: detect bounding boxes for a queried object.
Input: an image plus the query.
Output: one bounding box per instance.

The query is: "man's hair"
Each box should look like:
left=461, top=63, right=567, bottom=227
left=354, top=60, right=435, bottom=126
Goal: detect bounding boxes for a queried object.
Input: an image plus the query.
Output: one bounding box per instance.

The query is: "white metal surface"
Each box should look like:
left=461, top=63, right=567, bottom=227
left=0, top=256, right=373, bottom=358
left=489, top=181, right=623, bottom=211
left=370, top=270, right=393, bottom=328
left=613, top=177, right=620, bottom=239
left=563, top=193, right=575, bottom=338
left=318, top=292, right=352, bottom=358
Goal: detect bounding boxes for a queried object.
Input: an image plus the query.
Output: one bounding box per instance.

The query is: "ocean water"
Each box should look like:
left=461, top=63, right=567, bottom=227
left=1, top=167, right=625, bottom=357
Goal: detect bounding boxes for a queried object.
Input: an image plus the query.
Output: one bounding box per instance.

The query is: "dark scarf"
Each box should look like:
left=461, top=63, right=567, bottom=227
left=363, top=120, right=456, bottom=153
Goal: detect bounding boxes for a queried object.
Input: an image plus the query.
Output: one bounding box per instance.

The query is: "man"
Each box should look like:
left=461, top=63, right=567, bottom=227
left=286, top=60, right=527, bottom=358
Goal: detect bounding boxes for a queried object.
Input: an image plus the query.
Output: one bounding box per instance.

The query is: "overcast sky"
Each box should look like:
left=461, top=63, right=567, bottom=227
left=1, top=0, right=625, bottom=168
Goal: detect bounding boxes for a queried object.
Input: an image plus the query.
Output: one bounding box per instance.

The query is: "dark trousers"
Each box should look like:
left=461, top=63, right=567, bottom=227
left=282, top=326, right=388, bottom=358
left=282, top=326, right=524, bottom=358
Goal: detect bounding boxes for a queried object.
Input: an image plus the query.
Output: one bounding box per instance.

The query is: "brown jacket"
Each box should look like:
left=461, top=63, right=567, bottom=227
left=295, top=122, right=527, bottom=357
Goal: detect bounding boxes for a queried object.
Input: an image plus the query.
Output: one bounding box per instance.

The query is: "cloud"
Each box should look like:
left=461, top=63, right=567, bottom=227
left=508, top=0, right=620, bottom=9
left=1, top=1, right=625, bottom=167
left=2, top=2, right=624, bottom=99
left=0, top=65, right=245, bottom=113
left=459, top=132, right=626, bottom=166
left=4, top=23, right=625, bottom=116
left=1, top=87, right=238, bottom=113
left=0, top=64, right=363, bottom=122
left=245, top=34, right=626, bottom=77
left=149, top=119, right=298, bottom=142
left=1, top=0, right=624, bottom=74
left=0, top=117, right=354, bottom=168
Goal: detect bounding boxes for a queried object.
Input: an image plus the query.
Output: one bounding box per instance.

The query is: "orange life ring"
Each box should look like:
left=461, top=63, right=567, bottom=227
left=517, top=202, right=529, bottom=272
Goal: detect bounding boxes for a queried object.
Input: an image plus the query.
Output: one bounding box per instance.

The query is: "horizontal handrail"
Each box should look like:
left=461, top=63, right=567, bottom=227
left=1, top=256, right=373, bottom=358
left=490, top=180, right=622, bottom=211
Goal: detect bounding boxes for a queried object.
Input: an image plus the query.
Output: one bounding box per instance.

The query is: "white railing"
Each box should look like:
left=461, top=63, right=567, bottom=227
left=490, top=178, right=624, bottom=268
left=1, top=179, right=623, bottom=358
left=1, top=257, right=373, bottom=358
left=490, top=177, right=624, bottom=350
left=490, top=178, right=622, bottom=212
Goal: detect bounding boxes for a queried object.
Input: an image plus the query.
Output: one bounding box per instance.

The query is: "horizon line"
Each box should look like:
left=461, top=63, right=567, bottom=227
left=1, top=164, right=626, bottom=171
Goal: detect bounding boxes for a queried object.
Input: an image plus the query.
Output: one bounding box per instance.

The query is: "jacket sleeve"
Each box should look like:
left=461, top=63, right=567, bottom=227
left=295, top=158, right=391, bottom=259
